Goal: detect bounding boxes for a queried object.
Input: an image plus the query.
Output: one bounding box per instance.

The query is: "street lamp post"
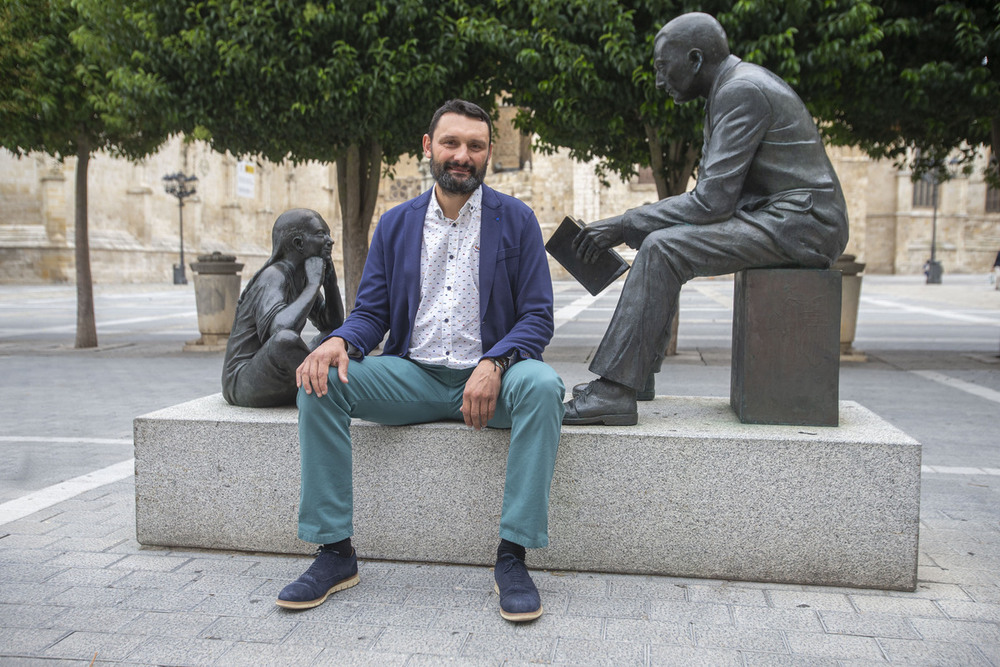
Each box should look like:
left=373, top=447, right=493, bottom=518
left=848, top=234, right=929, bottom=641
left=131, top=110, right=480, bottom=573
left=163, top=171, right=198, bottom=285
left=923, top=171, right=943, bottom=285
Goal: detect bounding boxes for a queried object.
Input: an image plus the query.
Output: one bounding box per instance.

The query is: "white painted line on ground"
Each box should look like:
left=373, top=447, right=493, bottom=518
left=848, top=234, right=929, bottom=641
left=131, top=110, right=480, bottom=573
left=0, top=458, right=135, bottom=526
left=0, top=311, right=197, bottom=337
left=859, top=338, right=999, bottom=344
left=0, top=436, right=132, bottom=445
left=922, top=465, right=1000, bottom=476
left=861, top=297, right=1000, bottom=325
left=553, top=292, right=605, bottom=332
left=910, top=370, right=1000, bottom=404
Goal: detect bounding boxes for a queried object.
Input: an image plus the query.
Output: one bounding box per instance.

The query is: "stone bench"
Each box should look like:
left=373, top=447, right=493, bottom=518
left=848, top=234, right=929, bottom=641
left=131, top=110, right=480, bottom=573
left=134, top=393, right=921, bottom=591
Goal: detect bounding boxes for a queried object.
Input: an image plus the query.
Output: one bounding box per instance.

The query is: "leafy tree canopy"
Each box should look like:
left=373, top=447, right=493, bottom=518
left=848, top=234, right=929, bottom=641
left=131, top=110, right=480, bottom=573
left=814, top=0, right=999, bottom=183
left=493, top=0, right=885, bottom=198
left=1, top=0, right=173, bottom=347
left=85, top=0, right=501, bottom=166
left=495, top=0, right=997, bottom=189
left=79, top=0, right=505, bottom=304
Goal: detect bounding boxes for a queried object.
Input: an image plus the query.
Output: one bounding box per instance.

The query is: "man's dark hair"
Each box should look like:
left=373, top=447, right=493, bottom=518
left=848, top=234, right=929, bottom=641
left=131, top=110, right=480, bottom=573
left=428, top=99, right=492, bottom=146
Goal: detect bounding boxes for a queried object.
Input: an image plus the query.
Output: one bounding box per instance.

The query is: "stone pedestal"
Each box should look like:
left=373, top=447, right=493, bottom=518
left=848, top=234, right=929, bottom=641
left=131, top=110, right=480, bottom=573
left=135, top=394, right=921, bottom=590
left=731, top=268, right=841, bottom=426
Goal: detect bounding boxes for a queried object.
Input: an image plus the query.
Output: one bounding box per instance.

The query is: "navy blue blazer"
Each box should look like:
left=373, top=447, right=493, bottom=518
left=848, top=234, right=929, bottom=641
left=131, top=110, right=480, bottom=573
left=332, top=185, right=554, bottom=362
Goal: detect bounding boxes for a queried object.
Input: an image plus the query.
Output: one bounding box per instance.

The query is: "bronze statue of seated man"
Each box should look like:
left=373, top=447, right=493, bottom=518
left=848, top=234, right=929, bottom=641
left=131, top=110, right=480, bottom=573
left=222, top=208, right=345, bottom=407
left=563, top=12, right=849, bottom=426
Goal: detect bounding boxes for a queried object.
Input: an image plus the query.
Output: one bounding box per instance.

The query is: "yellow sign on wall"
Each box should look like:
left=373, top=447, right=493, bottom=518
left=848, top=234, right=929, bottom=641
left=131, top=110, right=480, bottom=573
left=236, top=161, right=255, bottom=199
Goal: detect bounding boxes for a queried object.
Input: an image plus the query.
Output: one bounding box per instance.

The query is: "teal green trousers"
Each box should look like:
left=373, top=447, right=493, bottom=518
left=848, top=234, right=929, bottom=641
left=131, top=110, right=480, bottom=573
left=296, top=356, right=564, bottom=549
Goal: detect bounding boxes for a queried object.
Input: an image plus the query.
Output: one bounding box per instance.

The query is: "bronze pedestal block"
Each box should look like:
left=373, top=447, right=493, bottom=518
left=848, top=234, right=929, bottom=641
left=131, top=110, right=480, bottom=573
left=731, top=268, right=841, bottom=426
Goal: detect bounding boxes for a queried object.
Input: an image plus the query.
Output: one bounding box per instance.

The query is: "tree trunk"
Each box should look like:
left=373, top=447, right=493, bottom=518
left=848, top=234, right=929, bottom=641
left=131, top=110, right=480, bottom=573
left=74, top=142, right=98, bottom=349
left=644, top=124, right=699, bottom=356
left=336, top=140, right=382, bottom=311
left=644, top=124, right=698, bottom=201
left=990, top=115, right=999, bottom=184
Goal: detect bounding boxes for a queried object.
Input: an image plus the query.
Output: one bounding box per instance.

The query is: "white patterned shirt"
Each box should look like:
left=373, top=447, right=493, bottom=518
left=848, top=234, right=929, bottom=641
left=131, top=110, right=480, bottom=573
left=408, top=187, right=483, bottom=368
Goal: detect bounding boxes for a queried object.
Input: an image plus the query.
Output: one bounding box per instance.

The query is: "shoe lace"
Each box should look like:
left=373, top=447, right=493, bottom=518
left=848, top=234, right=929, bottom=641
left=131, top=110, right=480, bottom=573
left=302, top=546, right=343, bottom=578
left=497, top=555, right=532, bottom=590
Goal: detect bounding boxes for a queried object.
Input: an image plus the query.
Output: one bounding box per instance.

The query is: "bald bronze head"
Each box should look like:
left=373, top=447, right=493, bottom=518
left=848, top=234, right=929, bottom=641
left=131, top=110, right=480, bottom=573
left=653, top=12, right=730, bottom=103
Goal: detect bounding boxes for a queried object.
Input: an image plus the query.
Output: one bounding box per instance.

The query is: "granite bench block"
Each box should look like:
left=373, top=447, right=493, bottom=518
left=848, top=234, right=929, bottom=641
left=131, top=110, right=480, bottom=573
left=134, top=393, right=921, bottom=590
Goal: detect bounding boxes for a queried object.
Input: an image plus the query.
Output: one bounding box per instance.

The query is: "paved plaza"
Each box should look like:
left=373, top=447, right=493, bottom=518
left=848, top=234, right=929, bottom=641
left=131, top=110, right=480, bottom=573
left=1, top=274, right=998, bottom=665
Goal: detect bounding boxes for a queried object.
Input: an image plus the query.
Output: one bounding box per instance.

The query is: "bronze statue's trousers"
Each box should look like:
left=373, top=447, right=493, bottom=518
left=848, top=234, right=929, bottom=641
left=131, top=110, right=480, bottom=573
left=589, top=216, right=831, bottom=391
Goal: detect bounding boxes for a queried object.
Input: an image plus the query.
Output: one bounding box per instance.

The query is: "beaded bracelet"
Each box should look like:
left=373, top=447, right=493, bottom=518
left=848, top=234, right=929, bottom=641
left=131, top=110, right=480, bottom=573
left=490, top=356, right=510, bottom=375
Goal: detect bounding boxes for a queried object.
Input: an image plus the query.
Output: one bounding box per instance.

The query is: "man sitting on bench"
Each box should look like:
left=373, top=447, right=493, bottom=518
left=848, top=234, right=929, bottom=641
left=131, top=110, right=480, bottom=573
left=281, top=100, right=564, bottom=623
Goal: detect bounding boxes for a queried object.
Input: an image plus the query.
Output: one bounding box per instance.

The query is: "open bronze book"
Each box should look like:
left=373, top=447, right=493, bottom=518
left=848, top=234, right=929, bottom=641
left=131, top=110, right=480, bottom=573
left=545, top=216, right=629, bottom=296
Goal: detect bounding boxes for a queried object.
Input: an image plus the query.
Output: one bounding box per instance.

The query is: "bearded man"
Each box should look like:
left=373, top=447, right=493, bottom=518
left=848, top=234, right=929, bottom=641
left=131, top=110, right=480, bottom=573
left=279, top=99, right=564, bottom=623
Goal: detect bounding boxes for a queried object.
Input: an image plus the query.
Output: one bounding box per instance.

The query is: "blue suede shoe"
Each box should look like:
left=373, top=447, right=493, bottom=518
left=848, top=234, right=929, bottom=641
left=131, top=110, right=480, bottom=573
left=276, top=547, right=360, bottom=610
left=493, top=553, right=543, bottom=622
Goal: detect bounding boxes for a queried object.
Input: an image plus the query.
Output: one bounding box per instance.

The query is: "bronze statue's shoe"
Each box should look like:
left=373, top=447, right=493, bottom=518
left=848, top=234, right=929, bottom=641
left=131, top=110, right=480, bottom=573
left=572, top=370, right=656, bottom=402
left=563, top=379, right=638, bottom=426
left=637, top=371, right=656, bottom=401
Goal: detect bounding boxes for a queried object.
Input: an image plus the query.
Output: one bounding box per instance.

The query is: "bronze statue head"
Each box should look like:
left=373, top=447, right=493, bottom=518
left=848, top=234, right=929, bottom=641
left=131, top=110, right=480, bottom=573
left=271, top=208, right=333, bottom=262
left=238, top=209, right=333, bottom=303
left=654, top=12, right=730, bottom=103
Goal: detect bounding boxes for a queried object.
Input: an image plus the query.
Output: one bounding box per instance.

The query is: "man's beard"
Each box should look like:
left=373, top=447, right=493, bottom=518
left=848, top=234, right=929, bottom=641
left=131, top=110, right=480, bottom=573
left=430, top=156, right=487, bottom=195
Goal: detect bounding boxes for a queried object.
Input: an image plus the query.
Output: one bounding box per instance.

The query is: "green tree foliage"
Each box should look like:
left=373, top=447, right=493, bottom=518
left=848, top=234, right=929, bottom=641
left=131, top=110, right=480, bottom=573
left=83, top=0, right=503, bottom=307
left=495, top=0, right=886, bottom=200
left=494, top=0, right=701, bottom=201
left=0, top=0, right=170, bottom=348
left=814, top=0, right=999, bottom=183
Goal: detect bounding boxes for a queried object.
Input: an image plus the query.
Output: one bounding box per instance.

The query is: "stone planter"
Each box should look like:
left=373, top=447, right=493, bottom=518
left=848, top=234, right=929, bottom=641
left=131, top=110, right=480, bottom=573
left=833, top=254, right=866, bottom=358
left=186, top=252, right=244, bottom=351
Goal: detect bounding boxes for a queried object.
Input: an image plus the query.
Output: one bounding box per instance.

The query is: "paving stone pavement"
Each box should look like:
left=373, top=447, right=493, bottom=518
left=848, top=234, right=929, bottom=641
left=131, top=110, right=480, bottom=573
left=1, top=276, right=998, bottom=665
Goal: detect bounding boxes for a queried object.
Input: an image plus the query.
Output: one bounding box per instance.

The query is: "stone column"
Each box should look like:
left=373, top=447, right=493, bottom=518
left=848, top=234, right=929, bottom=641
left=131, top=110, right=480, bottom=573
left=40, top=163, right=67, bottom=245
left=39, top=159, right=71, bottom=281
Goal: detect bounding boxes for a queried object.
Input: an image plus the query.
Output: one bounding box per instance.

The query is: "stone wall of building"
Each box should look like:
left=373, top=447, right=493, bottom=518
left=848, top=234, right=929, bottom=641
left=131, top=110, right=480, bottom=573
left=828, top=146, right=1000, bottom=275
left=2, top=131, right=999, bottom=285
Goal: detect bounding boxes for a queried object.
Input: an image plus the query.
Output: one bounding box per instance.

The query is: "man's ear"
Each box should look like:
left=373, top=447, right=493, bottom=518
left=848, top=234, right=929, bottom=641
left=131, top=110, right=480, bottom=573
left=291, top=235, right=305, bottom=253
left=422, top=134, right=433, bottom=159
left=688, top=48, right=703, bottom=74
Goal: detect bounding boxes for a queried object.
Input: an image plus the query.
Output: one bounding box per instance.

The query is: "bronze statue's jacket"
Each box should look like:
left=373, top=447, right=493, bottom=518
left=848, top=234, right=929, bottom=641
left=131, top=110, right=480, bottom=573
left=624, top=55, right=849, bottom=267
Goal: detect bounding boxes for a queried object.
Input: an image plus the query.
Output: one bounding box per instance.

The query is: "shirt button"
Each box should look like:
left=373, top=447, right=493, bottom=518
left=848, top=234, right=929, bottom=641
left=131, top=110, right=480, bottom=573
left=447, top=286, right=452, bottom=290
left=449, top=254, right=454, bottom=259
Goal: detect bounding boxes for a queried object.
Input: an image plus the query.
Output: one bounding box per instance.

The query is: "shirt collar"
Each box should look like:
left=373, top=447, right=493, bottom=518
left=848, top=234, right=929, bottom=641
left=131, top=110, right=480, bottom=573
left=429, top=185, right=483, bottom=223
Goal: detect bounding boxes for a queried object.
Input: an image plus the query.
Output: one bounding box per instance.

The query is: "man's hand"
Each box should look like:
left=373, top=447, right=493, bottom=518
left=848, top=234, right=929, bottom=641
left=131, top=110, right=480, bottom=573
left=462, top=359, right=503, bottom=430
left=297, top=336, right=350, bottom=397
left=573, top=215, right=626, bottom=264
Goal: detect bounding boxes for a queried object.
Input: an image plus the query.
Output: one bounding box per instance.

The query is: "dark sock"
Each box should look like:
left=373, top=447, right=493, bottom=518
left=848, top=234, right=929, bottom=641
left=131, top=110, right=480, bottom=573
left=497, top=539, right=526, bottom=562
left=323, top=538, right=352, bottom=556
